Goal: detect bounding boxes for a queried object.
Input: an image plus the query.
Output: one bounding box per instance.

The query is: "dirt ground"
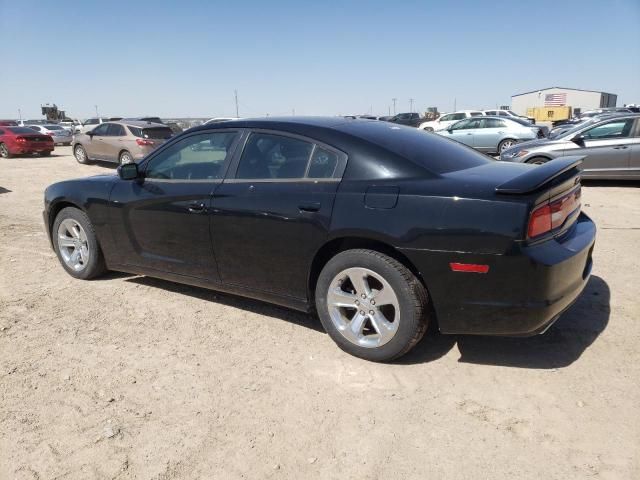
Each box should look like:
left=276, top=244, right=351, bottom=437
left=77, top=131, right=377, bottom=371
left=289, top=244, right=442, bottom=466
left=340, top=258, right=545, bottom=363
left=1, top=147, right=639, bottom=480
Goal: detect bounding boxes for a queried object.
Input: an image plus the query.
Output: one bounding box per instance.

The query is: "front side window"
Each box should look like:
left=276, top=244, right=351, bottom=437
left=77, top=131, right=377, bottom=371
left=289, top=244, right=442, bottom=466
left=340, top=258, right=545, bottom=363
left=92, top=123, right=110, bottom=136
left=451, top=113, right=466, bottom=121
left=85, top=118, right=98, bottom=125
left=236, top=133, right=313, bottom=179
left=145, top=132, right=237, bottom=180
left=439, top=114, right=453, bottom=122
left=450, top=119, right=472, bottom=130
left=582, top=119, right=634, bottom=140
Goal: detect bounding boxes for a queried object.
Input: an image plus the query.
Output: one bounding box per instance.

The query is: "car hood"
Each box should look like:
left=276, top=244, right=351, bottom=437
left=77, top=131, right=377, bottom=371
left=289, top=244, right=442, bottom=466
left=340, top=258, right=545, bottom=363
left=504, top=137, right=568, bottom=153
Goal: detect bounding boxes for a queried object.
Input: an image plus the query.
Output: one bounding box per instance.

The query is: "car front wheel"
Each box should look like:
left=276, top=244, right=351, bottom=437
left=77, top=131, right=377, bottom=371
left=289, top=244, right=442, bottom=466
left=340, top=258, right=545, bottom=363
left=52, top=207, right=106, bottom=280
left=74, top=145, right=89, bottom=164
left=119, top=151, right=133, bottom=165
left=498, top=138, right=517, bottom=153
left=315, top=249, right=430, bottom=362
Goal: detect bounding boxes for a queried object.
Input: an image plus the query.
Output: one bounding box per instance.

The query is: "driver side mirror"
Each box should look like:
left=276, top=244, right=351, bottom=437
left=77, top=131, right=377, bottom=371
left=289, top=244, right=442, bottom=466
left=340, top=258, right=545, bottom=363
left=572, top=134, right=585, bottom=145
left=118, top=162, right=139, bottom=180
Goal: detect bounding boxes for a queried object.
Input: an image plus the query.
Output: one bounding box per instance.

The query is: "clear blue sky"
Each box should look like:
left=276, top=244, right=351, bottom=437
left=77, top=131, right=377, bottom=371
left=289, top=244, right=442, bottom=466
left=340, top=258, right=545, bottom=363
left=1, top=0, right=639, bottom=119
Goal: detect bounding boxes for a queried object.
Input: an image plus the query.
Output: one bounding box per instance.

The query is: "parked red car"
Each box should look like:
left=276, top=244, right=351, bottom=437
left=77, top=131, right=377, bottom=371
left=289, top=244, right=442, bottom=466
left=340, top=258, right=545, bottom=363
left=0, top=126, right=54, bottom=158
left=0, top=120, right=19, bottom=126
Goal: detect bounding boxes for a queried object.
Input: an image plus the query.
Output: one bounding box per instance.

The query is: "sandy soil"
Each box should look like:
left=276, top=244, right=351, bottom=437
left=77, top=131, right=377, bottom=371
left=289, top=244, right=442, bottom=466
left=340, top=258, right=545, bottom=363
left=1, top=147, right=639, bottom=479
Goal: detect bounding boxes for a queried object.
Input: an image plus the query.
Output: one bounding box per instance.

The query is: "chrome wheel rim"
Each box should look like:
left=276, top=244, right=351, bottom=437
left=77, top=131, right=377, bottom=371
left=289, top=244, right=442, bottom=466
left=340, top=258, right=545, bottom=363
left=0, top=144, right=8, bottom=157
left=57, top=219, right=90, bottom=271
left=500, top=140, right=515, bottom=152
left=75, top=146, right=86, bottom=162
left=327, top=267, right=400, bottom=348
left=120, top=153, right=132, bottom=164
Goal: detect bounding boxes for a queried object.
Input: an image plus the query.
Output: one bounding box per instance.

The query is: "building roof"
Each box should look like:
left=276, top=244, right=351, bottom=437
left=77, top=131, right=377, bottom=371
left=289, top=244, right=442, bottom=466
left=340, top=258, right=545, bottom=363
left=512, top=87, right=615, bottom=97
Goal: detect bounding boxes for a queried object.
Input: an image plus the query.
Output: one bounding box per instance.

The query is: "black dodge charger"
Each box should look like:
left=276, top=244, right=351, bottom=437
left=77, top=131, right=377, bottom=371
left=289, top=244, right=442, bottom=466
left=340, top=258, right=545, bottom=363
left=43, top=117, right=596, bottom=361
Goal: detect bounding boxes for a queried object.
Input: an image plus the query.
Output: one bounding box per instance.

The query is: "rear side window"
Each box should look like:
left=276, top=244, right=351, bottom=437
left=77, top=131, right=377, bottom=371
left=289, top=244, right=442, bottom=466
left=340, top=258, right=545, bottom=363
left=308, top=147, right=338, bottom=178
left=128, top=126, right=173, bottom=140
left=8, top=127, right=39, bottom=134
left=482, top=119, right=506, bottom=128
left=236, top=133, right=313, bottom=179
left=470, top=112, right=483, bottom=116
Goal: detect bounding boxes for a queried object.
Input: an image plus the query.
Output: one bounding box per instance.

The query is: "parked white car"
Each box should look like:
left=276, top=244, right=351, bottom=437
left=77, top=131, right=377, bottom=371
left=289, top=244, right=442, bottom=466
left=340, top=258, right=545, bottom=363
left=483, top=109, right=535, bottom=124
left=418, top=110, right=484, bottom=131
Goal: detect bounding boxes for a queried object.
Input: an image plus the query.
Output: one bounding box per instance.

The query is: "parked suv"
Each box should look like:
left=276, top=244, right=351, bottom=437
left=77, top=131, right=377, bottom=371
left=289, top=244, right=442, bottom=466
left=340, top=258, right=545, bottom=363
left=418, top=110, right=483, bottom=131
left=77, top=117, right=123, bottom=133
left=388, top=112, right=422, bottom=127
left=500, top=114, right=640, bottom=179
left=73, top=121, right=174, bottom=165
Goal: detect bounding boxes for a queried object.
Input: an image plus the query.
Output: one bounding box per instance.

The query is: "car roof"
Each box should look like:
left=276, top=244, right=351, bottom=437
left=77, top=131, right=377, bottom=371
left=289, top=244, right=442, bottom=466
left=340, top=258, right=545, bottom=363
left=106, top=120, right=168, bottom=128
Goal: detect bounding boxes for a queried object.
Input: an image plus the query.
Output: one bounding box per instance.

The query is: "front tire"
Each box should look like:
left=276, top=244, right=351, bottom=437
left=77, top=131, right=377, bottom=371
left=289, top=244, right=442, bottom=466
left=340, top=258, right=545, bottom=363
left=315, top=249, right=430, bottom=362
left=74, top=144, right=89, bottom=164
left=41, top=151, right=52, bottom=157
left=52, top=207, right=106, bottom=280
left=0, top=143, right=12, bottom=158
left=527, top=156, right=550, bottom=165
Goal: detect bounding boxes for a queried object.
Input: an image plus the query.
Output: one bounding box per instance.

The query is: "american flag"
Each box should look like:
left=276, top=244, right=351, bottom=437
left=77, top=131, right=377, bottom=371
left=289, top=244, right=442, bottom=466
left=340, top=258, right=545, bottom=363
left=544, top=93, right=567, bottom=106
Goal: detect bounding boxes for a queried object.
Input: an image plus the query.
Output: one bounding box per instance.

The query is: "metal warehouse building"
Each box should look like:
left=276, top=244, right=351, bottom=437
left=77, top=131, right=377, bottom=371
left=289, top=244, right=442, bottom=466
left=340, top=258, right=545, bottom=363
left=511, top=87, right=617, bottom=116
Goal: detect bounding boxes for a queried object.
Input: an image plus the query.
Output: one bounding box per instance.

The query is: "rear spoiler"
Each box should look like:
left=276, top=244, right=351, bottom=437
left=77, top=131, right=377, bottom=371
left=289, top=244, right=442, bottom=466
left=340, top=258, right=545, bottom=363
left=495, top=156, right=584, bottom=194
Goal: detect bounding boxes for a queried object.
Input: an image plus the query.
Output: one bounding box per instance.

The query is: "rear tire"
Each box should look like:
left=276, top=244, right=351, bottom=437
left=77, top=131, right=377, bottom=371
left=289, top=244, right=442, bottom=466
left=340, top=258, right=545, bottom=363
left=119, top=151, right=133, bottom=165
left=74, top=144, right=89, bottom=164
left=52, top=207, right=106, bottom=280
left=498, top=138, right=517, bottom=153
left=0, top=143, right=11, bottom=158
left=41, top=151, right=52, bottom=157
left=315, top=249, right=430, bottom=362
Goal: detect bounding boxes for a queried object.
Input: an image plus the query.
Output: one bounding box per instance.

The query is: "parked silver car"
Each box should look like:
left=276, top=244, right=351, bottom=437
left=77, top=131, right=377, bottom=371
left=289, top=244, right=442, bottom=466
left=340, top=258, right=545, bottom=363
left=500, top=114, right=640, bottom=179
left=26, top=124, right=73, bottom=145
left=435, top=116, right=541, bottom=154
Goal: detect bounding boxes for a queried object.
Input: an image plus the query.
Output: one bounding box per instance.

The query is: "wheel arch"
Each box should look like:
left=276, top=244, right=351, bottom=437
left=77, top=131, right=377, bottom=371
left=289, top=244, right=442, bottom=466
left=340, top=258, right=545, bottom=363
left=308, top=236, right=427, bottom=305
left=47, top=200, right=84, bottom=243
left=525, top=155, right=553, bottom=164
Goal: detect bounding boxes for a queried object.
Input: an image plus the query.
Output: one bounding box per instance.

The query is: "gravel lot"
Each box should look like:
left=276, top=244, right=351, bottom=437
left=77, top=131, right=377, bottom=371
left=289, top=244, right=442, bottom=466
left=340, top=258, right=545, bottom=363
left=1, top=146, right=639, bottom=479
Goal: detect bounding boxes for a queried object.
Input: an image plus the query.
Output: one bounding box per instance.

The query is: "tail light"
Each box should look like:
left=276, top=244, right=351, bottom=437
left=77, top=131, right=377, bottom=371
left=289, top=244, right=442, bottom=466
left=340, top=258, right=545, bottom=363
left=528, top=187, right=581, bottom=238
left=136, top=138, right=155, bottom=146
left=16, top=136, right=27, bottom=143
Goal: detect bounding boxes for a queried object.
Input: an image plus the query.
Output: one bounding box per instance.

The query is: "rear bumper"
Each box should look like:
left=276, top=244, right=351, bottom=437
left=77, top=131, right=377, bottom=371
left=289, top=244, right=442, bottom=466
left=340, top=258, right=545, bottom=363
left=401, top=212, right=596, bottom=336
left=12, top=145, right=54, bottom=154
left=51, top=136, right=72, bottom=144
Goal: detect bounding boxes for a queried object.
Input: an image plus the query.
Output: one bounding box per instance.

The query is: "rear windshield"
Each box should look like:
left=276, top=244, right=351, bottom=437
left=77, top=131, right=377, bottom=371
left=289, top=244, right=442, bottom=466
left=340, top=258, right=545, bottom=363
left=470, top=112, right=483, bottom=116
left=8, top=127, right=40, bottom=134
left=128, top=126, right=173, bottom=140
left=341, top=121, right=491, bottom=174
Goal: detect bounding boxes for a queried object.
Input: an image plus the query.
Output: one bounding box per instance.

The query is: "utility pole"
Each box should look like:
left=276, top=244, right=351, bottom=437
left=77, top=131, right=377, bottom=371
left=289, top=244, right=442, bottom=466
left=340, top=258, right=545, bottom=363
left=409, top=98, right=414, bottom=113
left=453, top=98, right=456, bottom=112
left=234, top=90, right=239, bottom=118
left=18, top=109, right=22, bottom=122
left=388, top=106, right=391, bottom=116
left=292, top=108, right=295, bottom=116
left=94, top=105, right=99, bottom=117
left=392, top=98, right=397, bottom=115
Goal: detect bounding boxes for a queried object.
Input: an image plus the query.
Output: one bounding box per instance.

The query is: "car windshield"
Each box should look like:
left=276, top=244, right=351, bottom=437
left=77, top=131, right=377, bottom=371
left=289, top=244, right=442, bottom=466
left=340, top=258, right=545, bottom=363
left=554, top=119, right=598, bottom=139
left=8, top=127, right=39, bottom=134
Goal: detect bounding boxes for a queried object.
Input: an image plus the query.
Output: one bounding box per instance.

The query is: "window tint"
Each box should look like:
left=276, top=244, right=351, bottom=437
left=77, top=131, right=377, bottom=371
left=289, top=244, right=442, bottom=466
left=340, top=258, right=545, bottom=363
left=450, top=119, right=472, bottom=130
left=582, top=119, right=634, bottom=139
left=27, top=126, right=41, bottom=131
left=450, top=113, right=466, bottom=121
left=138, top=127, right=173, bottom=140
left=8, top=127, right=39, bottom=134
left=485, top=111, right=496, bottom=115
left=439, top=114, right=453, bottom=122
left=307, top=147, right=338, bottom=178
left=85, top=118, right=99, bottom=125
left=498, top=111, right=508, bottom=116
left=145, top=132, right=238, bottom=180
left=107, top=124, right=125, bottom=136
left=236, top=133, right=313, bottom=179
left=92, top=123, right=110, bottom=135
left=470, top=112, right=483, bottom=116
left=482, top=118, right=506, bottom=128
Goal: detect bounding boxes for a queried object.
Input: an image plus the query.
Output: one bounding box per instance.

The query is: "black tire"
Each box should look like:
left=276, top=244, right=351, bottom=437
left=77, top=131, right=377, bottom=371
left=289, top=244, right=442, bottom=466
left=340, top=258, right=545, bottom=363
left=315, top=249, right=430, bottom=362
left=119, top=151, right=133, bottom=165
left=41, top=151, right=52, bottom=157
left=0, top=143, right=12, bottom=158
left=498, top=138, right=517, bottom=153
left=74, top=144, right=89, bottom=164
left=527, top=156, right=550, bottom=165
left=52, top=207, right=107, bottom=280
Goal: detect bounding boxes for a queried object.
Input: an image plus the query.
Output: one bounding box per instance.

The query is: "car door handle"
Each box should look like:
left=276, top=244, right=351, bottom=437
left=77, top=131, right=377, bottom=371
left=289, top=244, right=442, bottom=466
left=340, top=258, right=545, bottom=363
left=188, top=202, right=206, bottom=213
left=298, top=201, right=321, bottom=212
left=613, top=145, right=628, bottom=150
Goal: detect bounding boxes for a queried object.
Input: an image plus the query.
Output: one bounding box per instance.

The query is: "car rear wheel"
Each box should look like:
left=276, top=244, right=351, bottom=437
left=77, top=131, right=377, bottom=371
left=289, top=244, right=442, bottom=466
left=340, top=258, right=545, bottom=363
left=0, top=143, right=11, bottom=158
left=315, top=249, right=430, bottom=362
left=498, top=138, right=517, bottom=153
left=74, top=145, right=89, bottom=164
left=52, top=207, right=106, bottom=280
left=119, top=151, right=133, bottom=165
left=41, top=151, right=52, bottom=157
left=527, top=157, right=550, bottom=165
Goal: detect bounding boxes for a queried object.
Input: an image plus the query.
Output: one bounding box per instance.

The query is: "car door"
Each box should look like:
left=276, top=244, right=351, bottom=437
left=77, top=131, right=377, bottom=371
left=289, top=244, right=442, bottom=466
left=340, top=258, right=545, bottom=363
left=104, top=123, right=127, bottom=162
left=472, top=118, right=506, bottom=152
left=564, top=118, right=634, bottom=177
left=109, top=129, right=241, bottom=279
left=86, top=123, right=111, bottom=160
left=211, top=130, right=346, bottom=300
left=440, top=119, right=477, bottom=146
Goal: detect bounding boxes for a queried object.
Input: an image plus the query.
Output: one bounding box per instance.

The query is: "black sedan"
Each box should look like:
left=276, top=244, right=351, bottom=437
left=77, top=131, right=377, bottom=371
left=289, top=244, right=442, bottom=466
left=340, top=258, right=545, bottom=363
left=43, top=117, right=596, bottom=362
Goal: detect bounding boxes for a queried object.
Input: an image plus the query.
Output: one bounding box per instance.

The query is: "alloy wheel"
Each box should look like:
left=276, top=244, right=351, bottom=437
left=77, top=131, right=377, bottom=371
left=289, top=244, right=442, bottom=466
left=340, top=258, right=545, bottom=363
left=500, top=140, right=515, bottom=152
left=0, top=144, right=8, bottom=158
left=120, top=152, right=133, bottom=165
left=327, top=267, right=400, bottom=348
left=75, top=146, right=86, bottom=163
left=57, top=219, right=90, bottom=271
